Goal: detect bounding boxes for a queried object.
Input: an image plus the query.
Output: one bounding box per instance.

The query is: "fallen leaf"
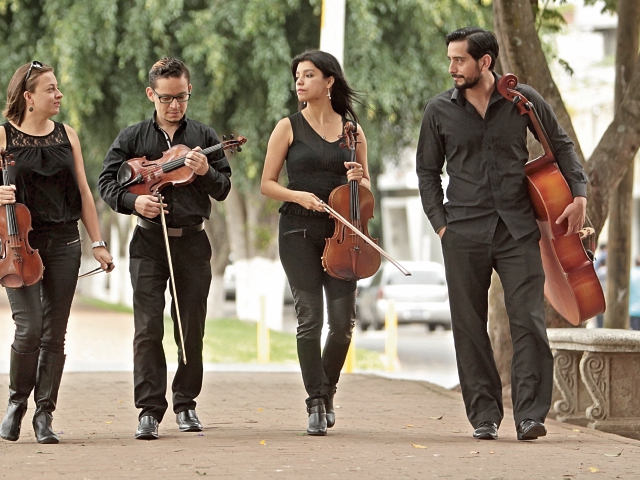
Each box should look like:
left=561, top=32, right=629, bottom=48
left=260, top=439, right=266, bottom=445
left=470, top=451, right=479, bottom=455
left=603, top=449, right=623, bottom=457
left=105, top=421, right=113, bottom=424
left=257, top=408, right=263, bottom=412
left=588, top=467, right=599, bottom=473
left=412, top=443, right=427, bottom=449
left=406, top=424, right=414, bottom=428
left=489, top=451, right=494, bottom=454
left=195, top=471, right=207, bottom=476
left=429, top=415, right=444, bottom=420
left=573, top=428, right=581, bottom=432
left=452, top=430, right=461, bottom=433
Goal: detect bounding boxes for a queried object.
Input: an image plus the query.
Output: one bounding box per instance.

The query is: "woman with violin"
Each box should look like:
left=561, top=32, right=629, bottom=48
left=261, top=49, right=370, bottom=436
left=0, top=61, right=113, bottom=444
left=416, top=27, right=589, bottom=442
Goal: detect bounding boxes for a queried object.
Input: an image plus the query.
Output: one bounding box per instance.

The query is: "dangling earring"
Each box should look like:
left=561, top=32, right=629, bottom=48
left=327, top=89, right=331, bottom=100
left=29, top=106, right=33, bottom=112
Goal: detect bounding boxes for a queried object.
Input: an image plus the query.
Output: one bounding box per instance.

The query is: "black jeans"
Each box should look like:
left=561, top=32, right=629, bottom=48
left=279, top=214, right=356, bottom=406
left=129, top=225, right=212, bottom=422
left=441, top=218, right=553, bottom=428
left=6, top=224, right=81, bottom=355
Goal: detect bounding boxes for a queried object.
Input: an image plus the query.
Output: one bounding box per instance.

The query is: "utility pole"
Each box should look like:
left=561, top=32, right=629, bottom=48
left=319, top=0, right=346, bottom=65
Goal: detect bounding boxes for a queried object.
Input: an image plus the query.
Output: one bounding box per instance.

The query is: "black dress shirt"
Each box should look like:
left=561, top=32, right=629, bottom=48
left=416, top=74, right=588, bottom=244
left=98, top=114, right=232, bottom=227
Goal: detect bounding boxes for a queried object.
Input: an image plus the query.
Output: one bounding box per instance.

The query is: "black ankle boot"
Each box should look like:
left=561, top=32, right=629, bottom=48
left=0, top=348, right=39, bottom=442
left=325, top=390, right=336, bottom=428
left=306, top=398, right=327, bottom=436
left=33, top=351, right=66, bottom=444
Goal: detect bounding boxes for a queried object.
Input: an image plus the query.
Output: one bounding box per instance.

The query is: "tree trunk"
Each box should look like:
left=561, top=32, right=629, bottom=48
left=603, top=0, right=640, bottom=329
left=205, top=200, right=230, bottom=319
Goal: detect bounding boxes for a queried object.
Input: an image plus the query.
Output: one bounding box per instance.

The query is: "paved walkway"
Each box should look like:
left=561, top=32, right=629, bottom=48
left=0, top=302, right=639, bottom=478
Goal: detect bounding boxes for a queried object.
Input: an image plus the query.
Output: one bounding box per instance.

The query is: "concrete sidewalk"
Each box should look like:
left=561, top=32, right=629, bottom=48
left=0, top=370, right=639, bottom=479
left=0, top=300, right=639, bottom=479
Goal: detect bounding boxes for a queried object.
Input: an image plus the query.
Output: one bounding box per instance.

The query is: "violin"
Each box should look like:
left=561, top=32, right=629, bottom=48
left=497, top=74, right=605, bottom=325
left=321, top=122, right=382, bottom=281
left=0, top=149, right=43, bottom=288
left=117, top=135, right=246, bottom=195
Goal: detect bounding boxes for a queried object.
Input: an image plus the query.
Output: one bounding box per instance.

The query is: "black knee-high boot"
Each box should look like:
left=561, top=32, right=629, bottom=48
left=0, top=348, right=39, bottom=441
left=322, top=293, right=355, bottom=429
left=32, top=350, right=66, bottom=444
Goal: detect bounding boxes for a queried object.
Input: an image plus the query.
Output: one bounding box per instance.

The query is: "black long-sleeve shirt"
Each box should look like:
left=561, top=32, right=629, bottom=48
left=98, top=114, right=232, bottom=227
left=416, top=74, right=587, bottom=244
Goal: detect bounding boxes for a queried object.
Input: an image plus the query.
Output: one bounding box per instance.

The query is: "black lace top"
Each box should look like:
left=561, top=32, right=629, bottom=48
left=3, top=122, right=81, bottom=230
left=279, top=112, right=351, bottom=218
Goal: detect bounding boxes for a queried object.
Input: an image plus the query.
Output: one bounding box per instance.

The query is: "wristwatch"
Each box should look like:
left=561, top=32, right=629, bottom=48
left=91, top=241, right=107, bottom=249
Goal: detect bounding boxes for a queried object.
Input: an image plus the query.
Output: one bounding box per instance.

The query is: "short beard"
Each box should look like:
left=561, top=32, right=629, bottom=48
left=453, top=74, right=481, bottom=91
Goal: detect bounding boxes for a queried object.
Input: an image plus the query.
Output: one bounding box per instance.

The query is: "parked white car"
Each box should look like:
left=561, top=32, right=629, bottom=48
left=356, top=261, right=451, bottom=331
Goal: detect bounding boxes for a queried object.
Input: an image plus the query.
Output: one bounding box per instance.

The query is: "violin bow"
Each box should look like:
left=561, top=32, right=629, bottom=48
left=321, top=201, right=411, bottom=276
left=157, top=192, right=188, bottom=365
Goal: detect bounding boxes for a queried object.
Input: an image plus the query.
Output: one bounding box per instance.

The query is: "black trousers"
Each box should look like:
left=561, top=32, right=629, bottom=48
left=441, top=219, right=553, bottom=428
left=6, top=224, right=81, bottom=355
left=279, top=214, right=356, bottom=406
left=129, top=226, right=212, bottom=422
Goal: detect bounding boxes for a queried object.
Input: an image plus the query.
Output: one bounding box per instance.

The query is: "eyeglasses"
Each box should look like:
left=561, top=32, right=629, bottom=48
left=152, top=89, right=191, bottom=104
left=24, top=61, right=43, bottom=85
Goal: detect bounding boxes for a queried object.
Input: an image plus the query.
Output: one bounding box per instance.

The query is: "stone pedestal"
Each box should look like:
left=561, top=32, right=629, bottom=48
left=548, top=328, right=640, bottom=439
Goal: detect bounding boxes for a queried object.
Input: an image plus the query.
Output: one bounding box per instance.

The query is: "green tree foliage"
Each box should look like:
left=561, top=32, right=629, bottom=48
left=0, top=0, right=490, bottom=254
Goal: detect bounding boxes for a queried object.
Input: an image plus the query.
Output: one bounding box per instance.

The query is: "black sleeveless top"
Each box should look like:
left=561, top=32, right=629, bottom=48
left=279, top=112, right=352, bottom=218
left=3, top=122, right=82, bottom=231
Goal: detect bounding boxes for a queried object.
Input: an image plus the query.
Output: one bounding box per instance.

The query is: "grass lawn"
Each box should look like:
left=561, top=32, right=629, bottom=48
left=79, top=297, right=384, bottom=370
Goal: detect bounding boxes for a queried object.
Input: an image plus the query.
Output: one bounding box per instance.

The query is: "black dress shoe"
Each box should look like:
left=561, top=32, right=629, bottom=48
left=135, top=416, right=159, bottom=440
left=517, top=419, right=547, bottom=441
left=473, top=421, right=498, bottom=440
left=176, top=410, right=203, bottom=432
left=306, top=398, right=327, bottom=436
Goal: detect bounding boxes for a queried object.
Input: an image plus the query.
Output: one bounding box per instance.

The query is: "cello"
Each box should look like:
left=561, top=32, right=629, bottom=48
left=321, top=122, right=410, bottom=280
left=497, top=74, right=605, bottom=325
left=0, top=149, right=44, bottom=288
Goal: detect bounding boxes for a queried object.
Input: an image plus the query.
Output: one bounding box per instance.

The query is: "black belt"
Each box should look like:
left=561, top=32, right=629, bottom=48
left=137, top=217, right=204, bottom=237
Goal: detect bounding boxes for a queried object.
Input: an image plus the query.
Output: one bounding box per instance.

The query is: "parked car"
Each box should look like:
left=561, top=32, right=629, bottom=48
left=356, top=261, right=451, bottom=332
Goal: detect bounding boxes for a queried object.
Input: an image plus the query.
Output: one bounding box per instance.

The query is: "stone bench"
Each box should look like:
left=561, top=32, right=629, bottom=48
left=548, top=328, right=640, bottom=439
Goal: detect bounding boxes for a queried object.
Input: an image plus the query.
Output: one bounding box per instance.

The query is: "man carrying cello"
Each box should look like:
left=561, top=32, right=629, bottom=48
left=98, top=57, right=231, bottom=440
left=416, top=27, right=588, bottom=441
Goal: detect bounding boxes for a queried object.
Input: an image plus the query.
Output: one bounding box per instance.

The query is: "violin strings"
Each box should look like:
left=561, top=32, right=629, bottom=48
left=137, top=143, right=225, bottom=181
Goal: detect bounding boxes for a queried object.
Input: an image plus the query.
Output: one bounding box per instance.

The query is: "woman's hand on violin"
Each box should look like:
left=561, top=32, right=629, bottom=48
left=134, top=194, right=168, bottom=218
left=185, top=147, right=210, bottom=176
left=556, top=195, right=587, bottom=236
left=92, top=247, right=115, bottom=273
left=295, top=191, right=325, bottom=212
left=345, top=162, right=364, bottom=184
left=0, top=185, right=16, bottom=206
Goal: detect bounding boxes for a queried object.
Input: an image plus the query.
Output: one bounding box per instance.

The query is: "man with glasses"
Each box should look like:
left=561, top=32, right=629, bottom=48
left=98, top=57, right=232, bottom=440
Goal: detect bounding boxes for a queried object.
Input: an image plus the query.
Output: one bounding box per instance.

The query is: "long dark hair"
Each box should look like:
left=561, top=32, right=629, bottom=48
left=3, top=62, right=54, bottom=126
left=291, top=49, right=361, bottom=123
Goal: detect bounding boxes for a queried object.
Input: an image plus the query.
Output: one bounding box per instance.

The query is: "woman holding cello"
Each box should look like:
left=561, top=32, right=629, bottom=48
left=261, top=49, right=371, bottom=436
left=0, top=61, right=113, bottom=444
